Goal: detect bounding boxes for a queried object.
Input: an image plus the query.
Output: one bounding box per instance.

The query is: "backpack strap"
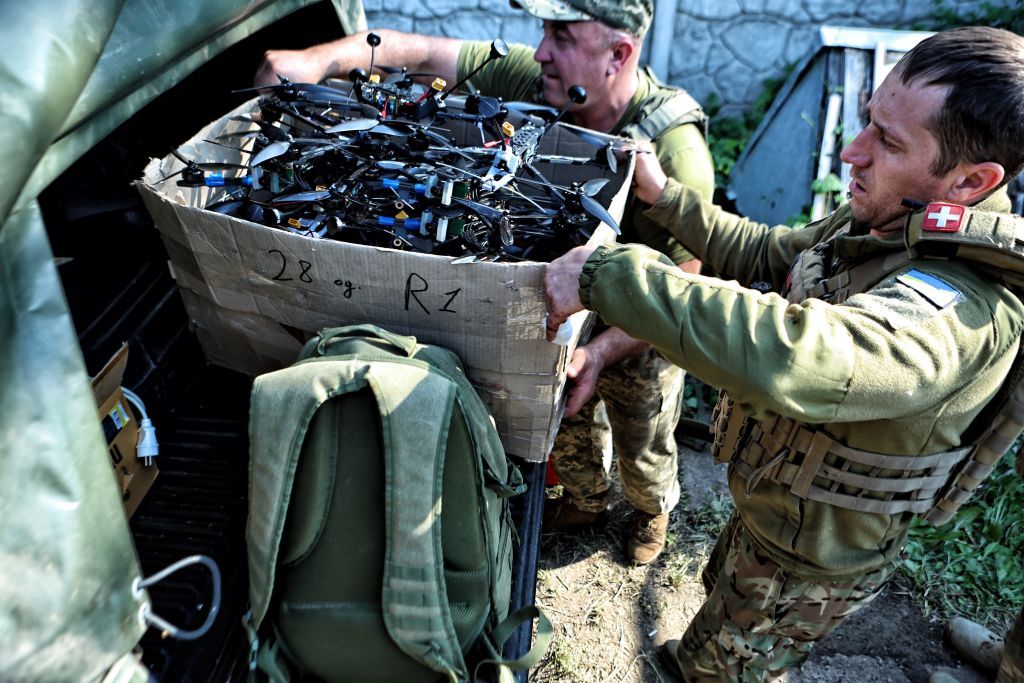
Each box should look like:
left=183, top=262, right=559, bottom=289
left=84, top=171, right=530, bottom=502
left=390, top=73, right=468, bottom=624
left=247, top=358, right=467, bottom=679
left=370, top=363, right=467, bottom=680
left=619, top=66, right=708, bottom=141
left=473, top=605, right=554, bottom=683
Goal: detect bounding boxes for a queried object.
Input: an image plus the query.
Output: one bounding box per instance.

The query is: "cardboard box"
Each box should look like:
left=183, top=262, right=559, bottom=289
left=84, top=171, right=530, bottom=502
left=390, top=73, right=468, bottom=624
left=91, top=345, right=158, bottom=518
left=137, top=99, right=631, bottom=460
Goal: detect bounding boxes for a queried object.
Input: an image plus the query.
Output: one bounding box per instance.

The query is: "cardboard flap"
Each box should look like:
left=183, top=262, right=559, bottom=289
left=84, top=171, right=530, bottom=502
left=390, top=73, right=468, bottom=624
left=90, top=343, right=129, bottom=407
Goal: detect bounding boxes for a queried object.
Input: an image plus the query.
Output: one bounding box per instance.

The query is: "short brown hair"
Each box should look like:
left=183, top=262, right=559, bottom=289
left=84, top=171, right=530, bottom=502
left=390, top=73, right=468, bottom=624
left=897, top=26, right=1024, bottom=181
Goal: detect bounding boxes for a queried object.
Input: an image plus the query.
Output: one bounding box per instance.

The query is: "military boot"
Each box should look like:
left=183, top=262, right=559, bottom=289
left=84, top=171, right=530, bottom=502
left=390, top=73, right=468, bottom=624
left=946, top=616, right=1004, bottom=671
left=928, top=667, right=966, bottom=683
left=658, top=639, right=684, bottom=681
left=543, top=495, right=608, bottom=532
left=626, top=510, right=669, bottom=565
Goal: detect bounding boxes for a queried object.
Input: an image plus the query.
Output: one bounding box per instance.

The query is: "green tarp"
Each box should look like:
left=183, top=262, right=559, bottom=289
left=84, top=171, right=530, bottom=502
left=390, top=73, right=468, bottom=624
left=0, top=2, right=365, bottom=680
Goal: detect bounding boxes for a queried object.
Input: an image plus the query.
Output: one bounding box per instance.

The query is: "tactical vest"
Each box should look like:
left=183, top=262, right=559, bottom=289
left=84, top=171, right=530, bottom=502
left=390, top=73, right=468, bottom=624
left=712, top=202, right=1024, bottom=525
left=619, top=66, right=708, bottom=141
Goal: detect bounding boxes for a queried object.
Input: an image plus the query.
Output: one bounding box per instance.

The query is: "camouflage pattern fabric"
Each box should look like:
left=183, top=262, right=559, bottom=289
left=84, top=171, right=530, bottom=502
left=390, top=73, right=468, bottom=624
left=550, top=347, right=683, bottom=514
left=510, top=0, right=653, bottom=35
left=997, top=606, right=1023, bottom=683
left=673, top=513, right=896, bottom=681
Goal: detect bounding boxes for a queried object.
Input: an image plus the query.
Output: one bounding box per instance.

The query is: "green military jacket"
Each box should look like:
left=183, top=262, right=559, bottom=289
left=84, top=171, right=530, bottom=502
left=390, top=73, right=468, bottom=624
left=579, top=180, right=1024, bottom=579
left=457, top=42, right=714, bottom=264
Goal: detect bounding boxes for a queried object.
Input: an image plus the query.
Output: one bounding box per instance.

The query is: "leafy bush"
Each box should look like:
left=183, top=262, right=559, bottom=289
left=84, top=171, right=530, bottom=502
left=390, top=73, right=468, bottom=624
left=704, top=71, right=789, bottom=193
left=914, top=0, right=1024, bottom=32
left=901, top=447, right=1024, bottom=633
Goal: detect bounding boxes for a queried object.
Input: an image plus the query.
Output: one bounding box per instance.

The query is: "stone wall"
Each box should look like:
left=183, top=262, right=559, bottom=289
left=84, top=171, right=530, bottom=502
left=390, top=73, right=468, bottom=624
left=363, top=0, right=1010, bottom=116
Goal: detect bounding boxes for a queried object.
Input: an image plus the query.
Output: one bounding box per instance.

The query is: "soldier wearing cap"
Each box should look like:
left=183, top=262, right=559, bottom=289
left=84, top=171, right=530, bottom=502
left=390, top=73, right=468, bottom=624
left=544, top=26, right=1024, bottom=680
left=256, top=0, right=715, bottom=565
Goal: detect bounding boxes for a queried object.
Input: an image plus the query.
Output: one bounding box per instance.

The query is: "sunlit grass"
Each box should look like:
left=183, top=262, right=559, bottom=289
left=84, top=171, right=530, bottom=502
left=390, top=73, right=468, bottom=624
left=900, top=447, right=1024, bottom=634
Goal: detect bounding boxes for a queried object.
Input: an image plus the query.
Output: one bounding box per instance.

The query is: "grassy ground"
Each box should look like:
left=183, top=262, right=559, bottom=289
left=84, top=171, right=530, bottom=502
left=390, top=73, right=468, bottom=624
left=900, top=448, right=1024, bottom=635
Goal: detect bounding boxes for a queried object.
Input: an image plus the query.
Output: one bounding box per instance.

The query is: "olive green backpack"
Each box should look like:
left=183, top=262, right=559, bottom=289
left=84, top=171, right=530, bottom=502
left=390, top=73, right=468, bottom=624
left=245, top=324, right=550, bottom=682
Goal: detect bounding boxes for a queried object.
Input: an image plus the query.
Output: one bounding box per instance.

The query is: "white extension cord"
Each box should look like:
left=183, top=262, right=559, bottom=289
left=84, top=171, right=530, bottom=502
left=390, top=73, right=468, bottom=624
left=120, top=387, right=159, bottom=467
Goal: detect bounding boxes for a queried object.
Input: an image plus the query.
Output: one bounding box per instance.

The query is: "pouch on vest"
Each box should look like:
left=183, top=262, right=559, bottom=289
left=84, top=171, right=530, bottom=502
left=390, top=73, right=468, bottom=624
left=619, top=66, right=708, bottom=141
left=905, top=201, right=1024, bottom=288
left=245, top=324, right=550, bottom=682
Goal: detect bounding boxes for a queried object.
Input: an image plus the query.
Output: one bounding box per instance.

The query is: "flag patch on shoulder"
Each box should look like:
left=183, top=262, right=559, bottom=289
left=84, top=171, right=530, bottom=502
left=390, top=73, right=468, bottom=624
left=896, top=269, right=962, bottom=308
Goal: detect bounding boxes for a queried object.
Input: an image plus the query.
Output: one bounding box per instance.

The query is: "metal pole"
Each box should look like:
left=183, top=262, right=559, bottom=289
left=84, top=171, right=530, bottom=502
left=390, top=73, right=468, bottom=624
left=648, top=0, right=679, bottom=77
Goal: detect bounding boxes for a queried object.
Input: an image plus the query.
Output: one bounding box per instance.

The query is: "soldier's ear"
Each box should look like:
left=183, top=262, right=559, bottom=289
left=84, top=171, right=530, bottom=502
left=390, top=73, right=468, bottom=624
left=945, top=161, right=1005, bottom=205
left=607, top=37, right=634, bottom=75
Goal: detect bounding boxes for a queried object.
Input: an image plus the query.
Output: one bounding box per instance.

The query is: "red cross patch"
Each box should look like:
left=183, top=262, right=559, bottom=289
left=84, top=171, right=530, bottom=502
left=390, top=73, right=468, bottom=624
left=921, top=203, right=965, bottom=232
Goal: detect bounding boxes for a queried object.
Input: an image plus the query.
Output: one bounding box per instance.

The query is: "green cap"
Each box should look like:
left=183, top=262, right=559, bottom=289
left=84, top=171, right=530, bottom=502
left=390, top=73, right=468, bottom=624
left=510, top=0, right=653, bottom=36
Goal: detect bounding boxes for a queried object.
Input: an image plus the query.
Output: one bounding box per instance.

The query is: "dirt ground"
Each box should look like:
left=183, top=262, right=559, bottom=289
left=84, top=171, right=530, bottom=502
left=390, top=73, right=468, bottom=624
left=530, top=436, right=994, bottom=683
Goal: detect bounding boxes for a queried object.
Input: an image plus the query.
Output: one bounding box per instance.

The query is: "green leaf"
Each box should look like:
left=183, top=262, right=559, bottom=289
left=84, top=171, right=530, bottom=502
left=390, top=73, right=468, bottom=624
left=811, top=174, right=844, bottom=195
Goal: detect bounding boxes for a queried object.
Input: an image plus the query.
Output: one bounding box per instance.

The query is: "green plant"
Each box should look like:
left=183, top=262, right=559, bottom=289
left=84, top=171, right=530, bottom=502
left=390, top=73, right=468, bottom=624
left=914, top=0, right=1024, bottom=32
left=900, top=446, right=1024, bottom=633
left=810, top=172, right=843, bottom=199
left=705, top=70, right=790, bottom=192
left=681, top=373, right=716, bottom=420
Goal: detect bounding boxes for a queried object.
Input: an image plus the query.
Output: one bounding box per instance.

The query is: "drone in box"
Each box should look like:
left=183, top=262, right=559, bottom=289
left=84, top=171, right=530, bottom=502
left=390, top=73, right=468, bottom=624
left=164, top=33, right=633, bottom=262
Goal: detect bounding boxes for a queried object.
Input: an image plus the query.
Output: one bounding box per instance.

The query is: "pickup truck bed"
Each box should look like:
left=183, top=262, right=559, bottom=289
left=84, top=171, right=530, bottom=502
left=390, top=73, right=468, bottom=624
left=40, top=3, right=544, bottom=678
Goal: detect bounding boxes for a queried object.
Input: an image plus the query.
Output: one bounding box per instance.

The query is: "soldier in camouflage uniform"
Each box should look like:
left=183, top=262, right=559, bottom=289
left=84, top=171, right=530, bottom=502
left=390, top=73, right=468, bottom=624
left=545, top=27, right=1024, bottom=680
left=256, top=0, right=716, bottom=565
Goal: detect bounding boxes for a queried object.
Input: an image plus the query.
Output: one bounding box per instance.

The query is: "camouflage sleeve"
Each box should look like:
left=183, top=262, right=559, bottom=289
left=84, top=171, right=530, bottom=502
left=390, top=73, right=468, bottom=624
left=643, top=179, right=826, bottom=288
left=456, top=41, right=539, bottom=101
left=580, top=243, right=1024, bottom=426
left=635, top=124, right=715, bottom=264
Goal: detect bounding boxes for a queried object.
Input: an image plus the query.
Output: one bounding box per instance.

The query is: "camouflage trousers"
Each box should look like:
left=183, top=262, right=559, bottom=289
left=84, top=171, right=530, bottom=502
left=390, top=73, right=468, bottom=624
left=998, top=605, right=1023, bottom=683
left=672, top=513, right=896, bottom=681
left=550, top=347, right=683, bottom=515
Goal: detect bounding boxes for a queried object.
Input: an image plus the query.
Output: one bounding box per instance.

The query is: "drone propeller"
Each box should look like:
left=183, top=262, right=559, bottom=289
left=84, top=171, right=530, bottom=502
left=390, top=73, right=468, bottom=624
left=605, top=146, right=618, bottom=174
left=452, top=197, right=504, bottom=222
left=203, top=138, right=248, bottom=153
left=273, top=190, right=332, bottom=204
left=558, top=122, right=635, bottom=173
left=251, top=140, right=292, bottom=166
left=581, top=177, right=609, bottom=196
left=578, top=195, right=618, bottom=233
left=325, top=118, right=380, bottom=134
left=558, top=123, right=630, bottom=149
left=205, top=198, right=248, bottom=214
left=514, top=171, right=618, bottom=232
left=225, top=115, right=291, bottom=142
left=373, top=122, right=414, bottom=137
left=207, top=198, right=284, bottom=226
left=575, top=179, right=619, bottom=234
